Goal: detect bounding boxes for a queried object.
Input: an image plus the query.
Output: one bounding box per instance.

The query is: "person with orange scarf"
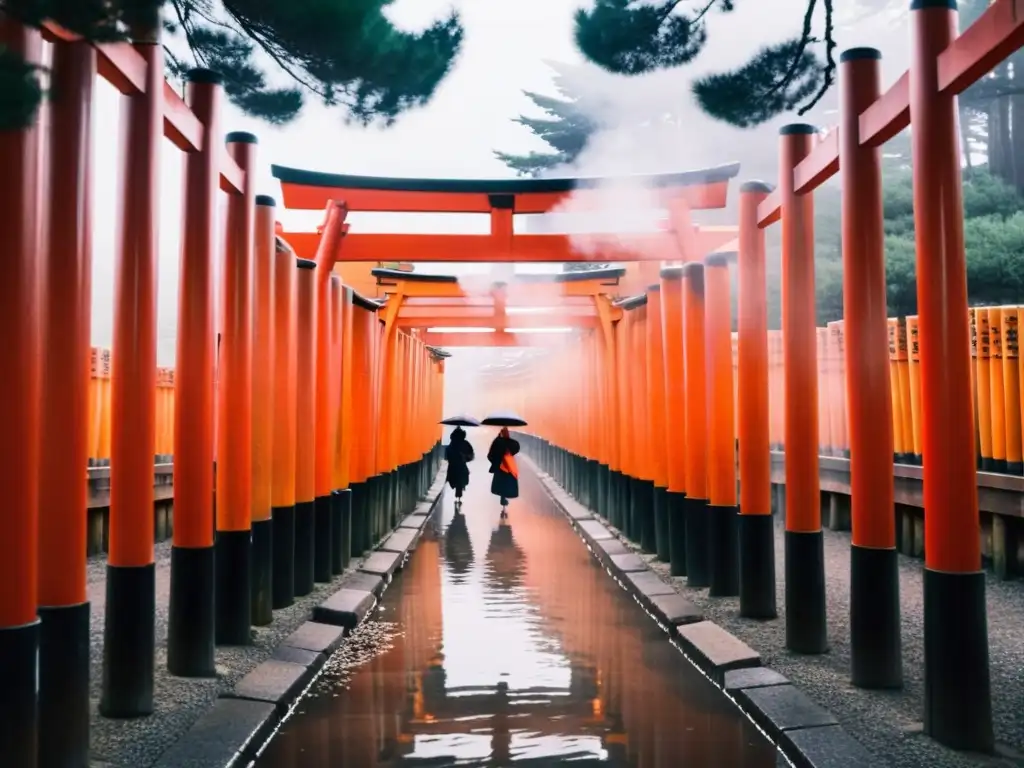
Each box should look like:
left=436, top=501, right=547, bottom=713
left=486, top=427, right=520, bottom=516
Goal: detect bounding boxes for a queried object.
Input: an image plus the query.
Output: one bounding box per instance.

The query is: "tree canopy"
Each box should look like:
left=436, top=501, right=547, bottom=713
left=1, top=0, right=463, bottom=127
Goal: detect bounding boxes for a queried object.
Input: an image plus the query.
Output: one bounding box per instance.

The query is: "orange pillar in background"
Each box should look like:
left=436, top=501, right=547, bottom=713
left=737, top=181, right=777, bottom=619
left=251, top=195, right=277, bottom=624
left=910, top=1, right=991, bottom=749
left=682, top=264, right=710, bottom=588
left=313, top=205, right=346, bottom=583
left=167, top=69, right=220, bottom=675
left=646, top=287, right=671, bottom=562
left=294, top=259, right=317, bottom=597
left=975, top=309, right=993, bottom=471
left=988, top=307, right=1007, bottom=473
left=37, top=35, right=94, bottom=764
left=328, top=276, right=349, bottom=574
left=215, top=132, right=256, bottom=645
left=704, top=254, right=739, bottom=598
left=101, top=30, right=162, bottom=718
left=906, top=316, right=923, bottom=464
left=271, top=241, right=298, bottom=609
left=779, top=122, right=827, bottom=654
left=839, top=45, right=900, bottom=690
left=632, top=303, right=655, bottom=553
left=1002, top=307, right=1022, bottom=475
left=660, top=268, right=688, bottom=577
left=334, top=286, right=356, bottom=570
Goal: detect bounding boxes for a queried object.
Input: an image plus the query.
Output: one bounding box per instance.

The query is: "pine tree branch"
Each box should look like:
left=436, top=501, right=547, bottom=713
left=797, top=0, right=835, bottom=115
left=766, top=0, right=817, bottom=99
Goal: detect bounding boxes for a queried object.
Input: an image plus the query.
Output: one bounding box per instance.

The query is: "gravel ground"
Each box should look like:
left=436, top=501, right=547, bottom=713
left=596, top=506, right=1024, bottom=768
left=85, top=469, right=444, bottom=768
left=85, top=541, right=375, bottom=768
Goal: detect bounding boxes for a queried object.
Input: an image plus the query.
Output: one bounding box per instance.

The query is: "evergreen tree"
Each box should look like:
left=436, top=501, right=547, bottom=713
left=1, top=0, right=463, bottom=128
left=494, top=60, right=601, bottom=178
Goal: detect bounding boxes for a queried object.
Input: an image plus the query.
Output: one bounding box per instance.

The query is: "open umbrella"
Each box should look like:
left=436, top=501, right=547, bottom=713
left=481, top=410, right=528, bottom=428
left=440, top=414, right=481, bottom=427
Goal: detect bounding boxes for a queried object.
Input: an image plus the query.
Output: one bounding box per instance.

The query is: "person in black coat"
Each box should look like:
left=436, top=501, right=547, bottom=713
left=487, top=428, right=520, bottom=515
left=444, top=427, right=474, bottom=504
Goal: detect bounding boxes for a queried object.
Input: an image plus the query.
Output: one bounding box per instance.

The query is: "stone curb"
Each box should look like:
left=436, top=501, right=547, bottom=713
left=526, top=458, right=876, bottom=768
left=156, top=468, right=448, bottom=768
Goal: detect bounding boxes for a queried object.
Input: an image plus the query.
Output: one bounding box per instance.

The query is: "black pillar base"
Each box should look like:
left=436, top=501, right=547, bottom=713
left=332, top=488, right=352, bottom=574
left=599, top=464, right=611, bottom=520
left=653, top=486, right=670, bottom=562
left=168, top=545, right=216, bottom=673
left=738, top=514, right=776, bottom=619
left=923, top=568, right=994, bottom=752
left=349, top=482, right=365, bottom=559
left=294, top=500, right=315, bottom=597
left=215, top=530, right=252, bottom=646
left=667, top=491, right=687, bottom=577
left=784, top=530, right=828, bottom=654
left=684, top=497, right=710, bottom=588
left=0, top=618, right=38, bottom=766
left=271, top=505, right=295, bottom=609
left=100, top=563, right=155, bottom=717
left=708, top=505, right=739, bottom=597
left=251, top=518, right=273, bottom=626
left=39, top=603, right=89, bottom=767
left=850, top=544, right=901, bottom=688
left=1008, top=460, right=1024, bottom=476
left=640, top=481, right=656, bottom=552
left=992, top=458, right=1008, bottom=475
left=628, top=477, right=642, bottom=542
left=588, top=459, right=600, bottom=511
left=367, top=475, right=380, bottom=547
left=314, top=495, right=333, bottom=583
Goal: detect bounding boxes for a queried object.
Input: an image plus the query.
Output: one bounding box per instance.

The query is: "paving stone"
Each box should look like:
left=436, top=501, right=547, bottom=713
left=271, top=645, right=322, bottom=670
left=724, top=667, right=790, bottom=692
left=577, top=519, right=613, bottom=541
left=282, top=621, right=346, bottom=655
left=737, top=684, right=839, bottom=736
left=380, top=528, right=418, bottom=554
left=226, top=660, right=310, bottom=710
left=152, top=698, right=276, bottom=768
left=565, top=504, right=593, bottom=520
left=360, top=550, right=402, bottom=577
left=312, top=588, right=376, bottom=629
left=339, top=571, right=386, bottom=597
left=624, top=570, right=677, bottom=598
left=648, top=592, right=702, bottom=626
left=780, top=724, right=878, bottom=768
left=676, top=621, right=761, bottom=684
left=399, top=513, right=428, bottom=529
left=609, top=553, right=646, bottom=573
left=594, top=538, right=630, bottom=557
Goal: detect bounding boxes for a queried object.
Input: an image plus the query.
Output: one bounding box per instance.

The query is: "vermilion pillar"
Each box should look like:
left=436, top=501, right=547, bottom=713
left=251, top=195, right=277, bottom=624
left=737, top=181, right=777, bottom=619
left=660, top=268, right=687, bottom=577
left=101, top=31, right=162, bottom=718
left=168, top=69, right=220, bottom=675
left=779, top=123, right=827, bottom=654
left=682, top=264, right=710, bottom=587
left=334, top=286, right=356, bottom=571
left=313, top=205, right=345, bottom=583
left=294, top=259, right=317, bottom=596
left=705, top=253, right=739, bottom=597
left=38, top=34, right=93, bottom=765
left=328, top=276, right=349, bottom=574
left=646, top=287, right=671, bottom=561
left=910, top=0, right=992, bottom=750
left=271, top=239, right=298, bottom=609
left=0, top=22, right=42, bottom=763
left=839, top=47, right=901, bottom=689
left=216, top=131, right=256, bottom=645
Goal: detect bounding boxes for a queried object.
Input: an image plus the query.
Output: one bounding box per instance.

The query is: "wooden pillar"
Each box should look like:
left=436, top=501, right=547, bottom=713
left=682, top=264, right=710, bottom=587
left=660, top=268, right=687, bottom=577
left=779, top=123, right=827, bottom=654
left=167, top=69, right=220, bottom=674
left=251, top=195, right=276, bottom=624
left=646, top=287, right=671, bottom=561
left=329, top=276, right=350, bottom=574
left=839, top=47, right=901, bottom=689
left=910, top=0, right=992, bottom=750
left=38, top=33, right=92, bottom=765
left=294, top=259, right=317, bottom=596
left=705, top=253, right=739, bottom=597
left=737, top=181, right=777, bottom=619
left=101, top=29, right=162, bottom=718
left=271, top=240, right=297, bottom=609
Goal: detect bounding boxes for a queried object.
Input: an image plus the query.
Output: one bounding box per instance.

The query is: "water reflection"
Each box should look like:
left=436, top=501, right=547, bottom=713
left=255, top=459, right=776, bottom=767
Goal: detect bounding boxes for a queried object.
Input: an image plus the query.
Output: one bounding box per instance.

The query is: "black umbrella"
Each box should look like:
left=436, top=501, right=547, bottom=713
left=440, top=414, right=481, bottom=427
left=481, top=410, right=528, bottom=427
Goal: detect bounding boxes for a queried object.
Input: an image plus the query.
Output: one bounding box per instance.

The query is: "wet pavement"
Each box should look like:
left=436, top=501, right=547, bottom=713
left=254, top=456, right=776, bottom=766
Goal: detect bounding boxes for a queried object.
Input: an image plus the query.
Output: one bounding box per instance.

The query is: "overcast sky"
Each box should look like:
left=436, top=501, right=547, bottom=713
left=83, top=0, right=911, bottom=364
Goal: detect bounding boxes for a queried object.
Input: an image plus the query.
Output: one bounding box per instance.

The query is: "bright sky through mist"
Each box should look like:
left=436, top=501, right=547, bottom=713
left=86, top=0, right=911, bottom=364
